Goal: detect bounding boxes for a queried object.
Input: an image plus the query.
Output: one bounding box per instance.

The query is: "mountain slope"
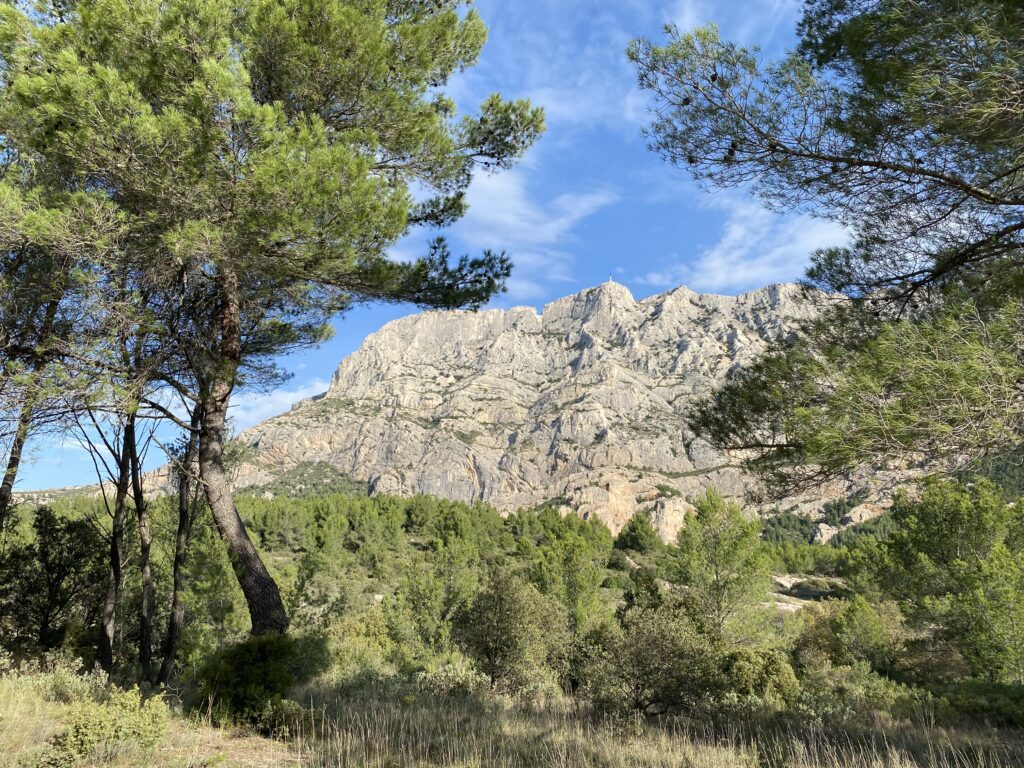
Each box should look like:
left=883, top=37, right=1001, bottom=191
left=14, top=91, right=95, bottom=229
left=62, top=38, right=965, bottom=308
left=231, top=281, right=868, bottom=537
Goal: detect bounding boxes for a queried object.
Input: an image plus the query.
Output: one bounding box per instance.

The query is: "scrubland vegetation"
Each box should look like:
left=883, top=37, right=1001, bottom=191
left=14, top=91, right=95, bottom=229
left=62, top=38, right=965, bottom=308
left=3, top=475, right=1024, bottom=766
left=3, top=0, right=1024, bottom=763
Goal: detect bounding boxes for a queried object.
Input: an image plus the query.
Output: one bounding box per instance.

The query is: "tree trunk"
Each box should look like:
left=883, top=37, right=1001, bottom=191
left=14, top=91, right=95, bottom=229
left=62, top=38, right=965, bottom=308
left=0, top=298, right=60, bottom=533
left=156, top=410, right=201, bottom=686
left=97, top=433, right=132, bottom=674
left=196, top=264, right=288, bottom=635
left=198, top=382, right=288, bottom=635
left=126, top=415, right=154, bottom=683
left=0, top=395, right=32, bottom=533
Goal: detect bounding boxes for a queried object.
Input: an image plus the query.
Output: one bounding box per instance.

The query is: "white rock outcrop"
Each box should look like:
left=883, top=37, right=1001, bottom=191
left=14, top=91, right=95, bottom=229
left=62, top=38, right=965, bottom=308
left=229, top=281, right=869, bottom=537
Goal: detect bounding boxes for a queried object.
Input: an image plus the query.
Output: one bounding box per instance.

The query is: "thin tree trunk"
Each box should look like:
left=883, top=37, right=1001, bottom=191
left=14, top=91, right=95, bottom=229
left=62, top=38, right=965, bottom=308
left=0, top=298, right=59, bottom=531
left=198, top=384, right=288, bottom=635
left=126, top=415, right=154, bottom=683
left=0, top=395, right=32, bottom=532
left=197, top=265, right=288, bottom=635
left=156, top=409, right=201, bottom=686
left=97, top=434, right=132, bottom=674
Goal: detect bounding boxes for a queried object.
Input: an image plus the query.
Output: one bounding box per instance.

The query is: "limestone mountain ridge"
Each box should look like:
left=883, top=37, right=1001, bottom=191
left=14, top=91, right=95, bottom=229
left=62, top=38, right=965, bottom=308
left=228, top=280, right=887, bottom=538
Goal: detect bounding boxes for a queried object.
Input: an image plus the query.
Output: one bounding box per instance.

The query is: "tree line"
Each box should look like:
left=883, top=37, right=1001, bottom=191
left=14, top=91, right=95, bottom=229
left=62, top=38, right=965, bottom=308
left=5, top=480, right=1024, bottom=727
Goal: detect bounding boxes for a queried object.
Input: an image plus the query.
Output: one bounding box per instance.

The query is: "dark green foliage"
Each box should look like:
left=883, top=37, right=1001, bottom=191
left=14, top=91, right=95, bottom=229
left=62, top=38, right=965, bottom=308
left=767, top=541, right=850, bottom=576
left=199, top=635, right=293, bottom=725
left=613, top=510, right=661, bottom=554
left=822, top=491, right=869, bottom=527
left=580, top=602, right=721, bottom=714
left=829, top=514, right=896, bottom=548
left=197, top=634, right=327, bottom=728
left=0, top=507, right=107, bottom=656
left=781, top=577, right=853, bottom=602
left=930, top=681, right=1024, bottom=729
left=762, top=512, right=818, bottom=545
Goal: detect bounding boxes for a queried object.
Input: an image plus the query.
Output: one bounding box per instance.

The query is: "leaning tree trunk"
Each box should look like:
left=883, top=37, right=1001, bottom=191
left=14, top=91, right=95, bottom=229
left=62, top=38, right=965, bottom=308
left=198, top=382, right=288, bottom=635
left=97, top=434, right=132, bottom=674
left=0, top=298, right=60, bottom=532
left=157, top=410, right=201, bottom=686
left=0, top=394, right=33, bottom=532
left=196, top=265, right=288, bottom=635
left=126, top=415, right=154, bottom=682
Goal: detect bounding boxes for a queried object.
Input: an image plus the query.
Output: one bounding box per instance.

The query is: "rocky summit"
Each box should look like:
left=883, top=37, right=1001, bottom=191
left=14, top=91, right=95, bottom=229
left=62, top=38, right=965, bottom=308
left=228, top=280, right=883, bottom=539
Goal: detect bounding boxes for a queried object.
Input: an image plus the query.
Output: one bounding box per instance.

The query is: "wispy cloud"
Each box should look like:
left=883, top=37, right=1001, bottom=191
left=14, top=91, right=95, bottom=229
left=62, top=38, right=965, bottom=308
left=670, top=0, right=800, bottom=45
left=230, top=378, right=330, bottom=434
left=636, top=196, right=846, bottom=294
left=456, top=168, right=619, bottom=302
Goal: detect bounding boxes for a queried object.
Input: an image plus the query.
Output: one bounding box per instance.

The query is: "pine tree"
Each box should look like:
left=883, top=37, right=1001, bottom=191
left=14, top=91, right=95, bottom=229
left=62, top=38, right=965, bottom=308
left=3, top=0, right=543, bottom=634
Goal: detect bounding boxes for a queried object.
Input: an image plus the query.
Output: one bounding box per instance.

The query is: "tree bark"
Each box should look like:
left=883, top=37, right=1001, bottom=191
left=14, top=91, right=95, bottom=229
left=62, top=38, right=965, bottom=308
left=0, top=395, right=32, bottom=533
left=97, top=433, right=132, bottom=674
left=198, top=383, right=288, bottom=635
left=156, top=410, right=201, bottom=686
left=196, top=264, right=288, bottom=635
left=0, top=298, right=60, bottom=532
left=126, top=415, right=154, bottom=683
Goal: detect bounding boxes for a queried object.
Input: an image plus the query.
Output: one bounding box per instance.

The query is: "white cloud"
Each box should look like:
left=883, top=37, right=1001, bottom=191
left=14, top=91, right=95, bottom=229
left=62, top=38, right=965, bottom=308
left=460, top=170, right=618, bottom=249
left=456, top=168, right=619, bottom=302
left=636, top=196, right=846, bottom=294
left=670, top=0, right=799, bottom=44
left=229, top=378, right=330, bottom=434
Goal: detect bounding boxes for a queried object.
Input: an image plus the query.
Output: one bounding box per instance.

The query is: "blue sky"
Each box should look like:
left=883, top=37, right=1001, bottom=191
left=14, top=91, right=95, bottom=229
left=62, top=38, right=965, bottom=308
left=21, top=0, right=846, bottom=490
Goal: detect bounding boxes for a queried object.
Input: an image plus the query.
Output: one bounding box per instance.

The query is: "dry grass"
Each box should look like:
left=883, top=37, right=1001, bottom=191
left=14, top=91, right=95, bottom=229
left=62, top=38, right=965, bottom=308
left=2, top=671, right=1023, bottom=768
left=0, top=671, right=299, bottom=768
left=0, top=674, right=63, bottom=759
left=287, top=695, right=1024, bottom=768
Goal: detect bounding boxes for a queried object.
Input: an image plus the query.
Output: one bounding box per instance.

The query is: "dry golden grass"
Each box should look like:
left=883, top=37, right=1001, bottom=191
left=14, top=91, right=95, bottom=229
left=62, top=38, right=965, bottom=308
left=2, top=672, right=1023, bottom=768
left=286, top=695, right=1024, bottom=768
left=0, top=672, right=299, bottom=768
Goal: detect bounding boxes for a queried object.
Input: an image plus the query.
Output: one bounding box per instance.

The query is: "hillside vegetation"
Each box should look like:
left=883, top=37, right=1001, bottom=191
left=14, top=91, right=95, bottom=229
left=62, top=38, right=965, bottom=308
left=2, top=478, right=1024, bottom=766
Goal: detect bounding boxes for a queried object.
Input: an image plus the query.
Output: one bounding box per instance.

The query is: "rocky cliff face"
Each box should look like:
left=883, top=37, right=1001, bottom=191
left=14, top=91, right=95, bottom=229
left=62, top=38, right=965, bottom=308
left=230, top=281, right=877, bottom=538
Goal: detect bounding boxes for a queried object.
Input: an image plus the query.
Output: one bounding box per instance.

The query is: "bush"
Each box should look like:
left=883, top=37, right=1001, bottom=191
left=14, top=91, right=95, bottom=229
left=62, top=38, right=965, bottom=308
left=794, top=656, right=926, bottom=725
left=579, top=604, right=722, bottom=714
left=198, top=635, right=298, bottom=726
left=454, top=569, right=568, bottom=696
left=47, top=687, right=167, bottom=766
left=932, top=680, right=1024, bottom=728
left=613, top=512, right=662, bottom=554
left=784, top=577, right=853, bottom=601
left=719, top=648, right=800, bottom=713
left=414, top=660, right=488, bottom=699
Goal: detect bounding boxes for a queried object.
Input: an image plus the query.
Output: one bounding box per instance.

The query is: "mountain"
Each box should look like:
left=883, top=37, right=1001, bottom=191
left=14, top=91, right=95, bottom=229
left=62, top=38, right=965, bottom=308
left=229, top=280, right=883, bottom=538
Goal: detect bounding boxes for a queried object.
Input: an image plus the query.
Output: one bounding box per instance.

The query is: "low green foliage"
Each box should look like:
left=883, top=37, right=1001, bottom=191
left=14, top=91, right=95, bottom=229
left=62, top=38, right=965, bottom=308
left=51, top=687, right=167, bottom=767
left=613, top=510, right=662, bottom=554
left=198, top=635, right=297, bottom=726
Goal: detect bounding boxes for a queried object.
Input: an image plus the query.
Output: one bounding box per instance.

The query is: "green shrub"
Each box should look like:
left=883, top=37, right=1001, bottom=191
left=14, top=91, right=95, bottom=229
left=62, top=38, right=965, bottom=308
left=601, top=571, right=632, bottom=590
left=48, top=687, right=167, bottom=766
left=720, top=648, right=800, bottom=712
left=30, top=656, right=106, bottom=705
left=414, top=660, right=488, bottom=699
left=932, top=680, right=1024, bottom=728
left=785, top=577, right=853, bottom=601
left=613, top=512, right=662, bottom=554
left=607, top=549, right=631, bottom=571
left=198, top=635, right=298, bottom=726
left=794, top=656, right=925, bottom=725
